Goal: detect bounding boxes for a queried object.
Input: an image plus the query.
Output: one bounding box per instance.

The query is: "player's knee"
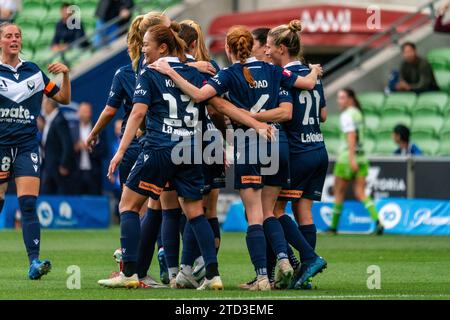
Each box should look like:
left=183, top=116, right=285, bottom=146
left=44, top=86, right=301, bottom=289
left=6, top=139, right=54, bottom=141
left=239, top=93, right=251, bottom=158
left=18, top=195, right=37, bottom=216
left=118, top=200, right=141, bottom=213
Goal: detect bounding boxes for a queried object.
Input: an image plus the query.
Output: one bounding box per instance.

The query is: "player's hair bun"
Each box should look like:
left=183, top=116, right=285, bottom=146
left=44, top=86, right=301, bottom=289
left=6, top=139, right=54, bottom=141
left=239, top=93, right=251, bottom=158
left=288, top=20, right=302, bottom=33
left=170, top=21, right=181, bottom=33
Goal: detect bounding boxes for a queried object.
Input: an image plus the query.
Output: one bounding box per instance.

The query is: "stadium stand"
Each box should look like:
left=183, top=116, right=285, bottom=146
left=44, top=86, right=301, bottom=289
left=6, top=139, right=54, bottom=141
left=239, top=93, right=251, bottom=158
left=16, top=0, right=181, bottom=70
left=323, top=45, right=450, bottom=157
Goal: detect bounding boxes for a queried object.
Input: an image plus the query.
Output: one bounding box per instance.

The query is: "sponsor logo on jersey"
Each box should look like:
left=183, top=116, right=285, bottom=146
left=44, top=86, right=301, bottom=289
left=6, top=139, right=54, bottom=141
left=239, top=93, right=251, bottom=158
left=241, top=175, right=262, bottom=184
left=249, top=80, right=268, bottom=89
left=134, top=83, right=147, bottom=96
left=282, top=69, right=292, bottom=77
left=0, top=105, right=34, bottom=121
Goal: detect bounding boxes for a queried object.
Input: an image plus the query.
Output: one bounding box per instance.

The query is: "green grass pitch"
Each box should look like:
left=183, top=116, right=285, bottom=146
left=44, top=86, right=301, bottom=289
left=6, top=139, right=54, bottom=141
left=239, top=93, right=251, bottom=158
left=1, top=228, right=450, bottom=300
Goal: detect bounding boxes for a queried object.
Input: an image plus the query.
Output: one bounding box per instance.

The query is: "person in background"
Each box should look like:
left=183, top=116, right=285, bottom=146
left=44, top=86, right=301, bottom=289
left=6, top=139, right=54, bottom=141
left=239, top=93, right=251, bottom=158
left=330, top=88, right=383, bottom=235
left=396, top=42, right=439, bottom=93
left=51, top=2, right=89, bottom=52
left=93, top=0, right=134, bottom=48
left=0, top=0, right=22, bottom=22
left=75, top=102, right=106, bottom=195
left=251, top=27, right=271, bottom=63
left=392, top=124, right=423, bottom=156
left=41, top=98, right=75, bottom=195
left=434, top=1, right=450, bottom=33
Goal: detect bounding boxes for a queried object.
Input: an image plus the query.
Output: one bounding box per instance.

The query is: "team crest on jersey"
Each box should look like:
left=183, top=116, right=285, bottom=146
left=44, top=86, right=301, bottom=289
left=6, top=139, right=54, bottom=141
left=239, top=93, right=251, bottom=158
left=27, top=80, right=35, bottom=91
left=0, top=79, right=8, bottom=91
left=30, top=153, right=38, bottom=164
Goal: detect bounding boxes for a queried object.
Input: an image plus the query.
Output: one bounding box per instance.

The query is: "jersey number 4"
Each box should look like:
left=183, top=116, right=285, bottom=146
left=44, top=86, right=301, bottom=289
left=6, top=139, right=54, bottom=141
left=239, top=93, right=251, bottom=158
left=163, top=93, right=199, bottom=127
left=300, top=90, right=321, bottom=125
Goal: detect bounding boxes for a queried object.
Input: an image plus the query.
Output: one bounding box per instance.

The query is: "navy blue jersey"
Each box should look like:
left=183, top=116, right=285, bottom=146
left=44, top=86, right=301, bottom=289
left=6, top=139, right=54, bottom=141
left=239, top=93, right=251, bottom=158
left=185, top=54, right=221, bottom=135
left=0, top=60, right=60, bottom=147
left=107, top=64, right=137, bottom=137
left=207, top=57, right=297, bottom=142
left=283, top=61, right=326, bottom=153
left=136, top=54, right=146, bottom=77
left=133, top=57, right=205, bottom=150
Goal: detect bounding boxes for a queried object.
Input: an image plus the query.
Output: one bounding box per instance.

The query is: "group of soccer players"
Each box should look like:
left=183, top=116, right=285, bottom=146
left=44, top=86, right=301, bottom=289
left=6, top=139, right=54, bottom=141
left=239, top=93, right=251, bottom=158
left=91, top=11, right=328, bottom=291
left=0, top=8, right=382, bottom=289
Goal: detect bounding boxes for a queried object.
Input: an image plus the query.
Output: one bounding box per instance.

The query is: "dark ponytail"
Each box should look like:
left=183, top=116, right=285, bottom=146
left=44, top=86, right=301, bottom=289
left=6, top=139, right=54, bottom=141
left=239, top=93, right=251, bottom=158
left=342, top=88, right=363, bottom=114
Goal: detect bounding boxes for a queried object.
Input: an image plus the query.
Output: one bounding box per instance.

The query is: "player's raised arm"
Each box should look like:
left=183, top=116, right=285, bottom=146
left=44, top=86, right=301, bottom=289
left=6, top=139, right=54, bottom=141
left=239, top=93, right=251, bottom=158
left=150, top=59, right=217, bottom=103
left=48, top=62, right=71, bottom=104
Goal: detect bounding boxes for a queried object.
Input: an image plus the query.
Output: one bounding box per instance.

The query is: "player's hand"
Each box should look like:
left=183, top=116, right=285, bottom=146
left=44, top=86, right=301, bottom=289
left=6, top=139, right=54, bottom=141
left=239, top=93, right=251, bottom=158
left=187, top=61, right=217, bottom=76
left=48, top=62, right=69, bottom=75
left=86, top=133, right=99, bottom=153
left=59, top=166, right=70, bottom=177
left=439, top=2, right=449, bottom=16
left=150, top=59, right=172, bottom=75
left=350, top=159, right=359, bottom=173
left=136, top=128, right=144, bottom=139
left=255, top=122, right=276, bottom=142
left=309, top=64, right=323, bottom=77
left=108, top=151, right=124, bottom=180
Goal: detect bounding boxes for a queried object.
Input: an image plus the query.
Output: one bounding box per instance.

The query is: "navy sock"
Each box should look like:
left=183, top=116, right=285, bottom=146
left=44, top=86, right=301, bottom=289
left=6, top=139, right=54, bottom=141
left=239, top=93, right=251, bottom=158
left=181, top=221, right=201, bottom=266
left=0, top=198, right=4, bottom=214
left=156, top=227, right=163, bottom=249
left=161, top=208, right=182, bottom=269
left=299, top=224, right=317, bottom=250
left=120, top=211, right=141, bottom=276
left=287, top=244, right=300, bottom=270
left=136, top=208, right=162, bottom=278
left=179, top=214, right=187, bottom=237
left=189, top=215, right=218, bottom=279
left=18, top=196, right=40, bottom=264
left=263, top=217, right=288, bottom=260
left=208, top=217, right=221, bottom=253
left=278, top=215, right=317, bottom=263
left=266, top=238, right=277, bottom=282
left=246, top=224, right=267, bottom=276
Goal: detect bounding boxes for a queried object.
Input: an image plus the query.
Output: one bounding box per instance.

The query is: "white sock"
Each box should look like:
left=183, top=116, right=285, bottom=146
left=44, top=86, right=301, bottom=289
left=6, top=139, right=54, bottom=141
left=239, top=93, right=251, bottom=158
left=181, top=264, right=192, bottom=274
left=194, top=256, right=204, bottom=267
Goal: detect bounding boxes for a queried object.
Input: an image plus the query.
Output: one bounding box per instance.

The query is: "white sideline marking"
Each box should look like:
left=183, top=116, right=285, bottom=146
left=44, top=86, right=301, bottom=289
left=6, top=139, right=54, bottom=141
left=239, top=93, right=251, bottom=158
left=144, top=294, right=450, bottom=300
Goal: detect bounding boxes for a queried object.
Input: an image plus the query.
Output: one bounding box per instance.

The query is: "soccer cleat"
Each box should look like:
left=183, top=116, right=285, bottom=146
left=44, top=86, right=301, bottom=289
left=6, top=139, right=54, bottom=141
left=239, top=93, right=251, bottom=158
left=238, top=277, right=257, bottom=289
left=176, top=269, right=200, bottom=289
left=274, top=258, right=294, bottom=289
left=374, top=220, right=384, bottom=236
left=28, top=259, right=52, bottom=280
left=139, top=275, right=167, bottom=288
left=157, top=248, right=169, bottom=285
left=169, top=277, right=178, bottom=289
left=192, top=256, right=205, bottom=283
left=197, top=276, right=223, bottom=290
left=293, top=256, right=327, bottom=290
left=249, top=275, right=271, bottom=291
left=98, top=272, right=139, bottom=289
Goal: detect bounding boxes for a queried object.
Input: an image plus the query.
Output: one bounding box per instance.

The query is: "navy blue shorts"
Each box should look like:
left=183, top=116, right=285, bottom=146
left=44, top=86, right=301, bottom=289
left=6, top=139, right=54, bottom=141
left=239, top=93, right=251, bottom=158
left=234, top=140, right=290, bottom=190
left=202, top=163, right=225, bottom=194
left=118, top=141, right=141, bottom=186
left=125, top=147, right=204, bottom=201
left=278, top=147, right=328, bottom=202
left=0, top=143, right=41, bottom=183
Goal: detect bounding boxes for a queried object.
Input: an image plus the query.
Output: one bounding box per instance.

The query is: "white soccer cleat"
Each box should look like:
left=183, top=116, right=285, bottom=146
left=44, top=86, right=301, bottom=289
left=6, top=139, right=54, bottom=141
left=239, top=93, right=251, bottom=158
left=98, top=272, right=139, bottom=289
left=192, top=256, right=205, bottom=282
left=176, top=269, right=200, bottom=289
left=249, top=275, right=271, bottom=291
left=196, top=276, right=224, bottom=291
left=139, top=275, right=167, bottom=288
left=274, top=258, right=294, bottom=289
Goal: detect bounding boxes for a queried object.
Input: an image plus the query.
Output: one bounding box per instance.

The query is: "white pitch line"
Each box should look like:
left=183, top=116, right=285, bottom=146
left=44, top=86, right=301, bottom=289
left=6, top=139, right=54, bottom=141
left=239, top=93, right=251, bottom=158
left=143, top=294, right=450, bottom=300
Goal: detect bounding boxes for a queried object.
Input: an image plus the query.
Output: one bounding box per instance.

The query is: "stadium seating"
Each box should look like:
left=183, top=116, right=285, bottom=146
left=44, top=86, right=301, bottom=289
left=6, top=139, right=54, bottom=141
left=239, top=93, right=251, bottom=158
left=16, top=0, right=182, bottom=70
left=383, top=92, right=417, bottom=115
left=427, top=47, right=450, bottom=70
left=358, top=92, right=385, bottom=115
left=434, top=69, right=450, bottom=92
